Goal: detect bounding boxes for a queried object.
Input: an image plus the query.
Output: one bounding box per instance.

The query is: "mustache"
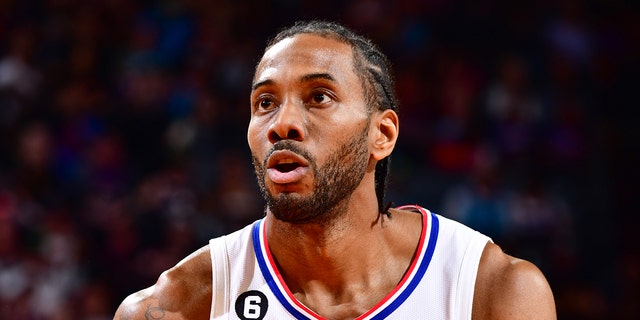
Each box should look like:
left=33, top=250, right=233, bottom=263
left=263, top=141, right=314, bottom=168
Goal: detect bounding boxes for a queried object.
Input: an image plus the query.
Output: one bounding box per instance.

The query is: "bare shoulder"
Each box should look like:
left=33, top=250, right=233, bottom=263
left=473, top=242, right=557, bottom=320
left=114, top=244, right=213, bottom=320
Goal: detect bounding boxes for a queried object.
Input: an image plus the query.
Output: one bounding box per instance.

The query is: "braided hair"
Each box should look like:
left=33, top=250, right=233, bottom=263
left=262, top=20, right=399, bottom=216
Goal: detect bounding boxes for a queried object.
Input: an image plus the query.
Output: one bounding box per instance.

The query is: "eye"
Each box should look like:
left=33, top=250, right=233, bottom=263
left=260, top=99, right=273, bottom=109
left=254, top=95, right=277, bottom=111
left=312, top=93, right=328, bottom=103
left=307, top=90, right=334, bottom=106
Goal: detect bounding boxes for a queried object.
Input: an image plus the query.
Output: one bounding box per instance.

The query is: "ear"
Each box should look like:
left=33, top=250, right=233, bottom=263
left=370, top=109, right=399, bottom=161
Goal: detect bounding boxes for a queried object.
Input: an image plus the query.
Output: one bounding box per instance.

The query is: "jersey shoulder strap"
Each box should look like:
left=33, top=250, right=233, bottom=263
left=209, top=234, right=230, bottom=318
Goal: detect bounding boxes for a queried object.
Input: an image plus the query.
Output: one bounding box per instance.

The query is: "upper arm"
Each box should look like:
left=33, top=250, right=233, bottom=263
left=473, top=243, right=556, bottom=320
left=114, top=245, right=213, bottom=319
left=113, top=278, right=194, bottom=320
left=114, top=287, right=169, bottom=319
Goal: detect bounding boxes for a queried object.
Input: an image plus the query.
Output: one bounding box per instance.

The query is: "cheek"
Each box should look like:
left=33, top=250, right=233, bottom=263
left=247, top=120, right=262, bottom=153
left=247, top=121, right=257, bottom=152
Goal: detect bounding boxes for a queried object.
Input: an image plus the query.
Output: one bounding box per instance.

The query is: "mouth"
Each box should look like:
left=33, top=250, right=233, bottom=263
left=267, top=150, right=308, bottom=170
left=266, top=150, right=309, bottom=184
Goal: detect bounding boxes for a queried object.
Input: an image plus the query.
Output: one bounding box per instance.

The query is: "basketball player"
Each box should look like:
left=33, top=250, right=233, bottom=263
left=115, top=21, right=556, bottom=319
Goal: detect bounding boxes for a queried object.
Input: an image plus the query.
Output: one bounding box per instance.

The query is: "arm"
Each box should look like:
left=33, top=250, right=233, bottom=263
left=473, top=243, right=556, bottom=320
left=114, top=287, right=173, bottom=320
left=114, top=245, right=212, bottom=320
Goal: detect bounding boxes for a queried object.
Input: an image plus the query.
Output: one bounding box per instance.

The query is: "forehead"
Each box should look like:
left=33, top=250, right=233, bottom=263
left=254, top=33, right=358, bottom=85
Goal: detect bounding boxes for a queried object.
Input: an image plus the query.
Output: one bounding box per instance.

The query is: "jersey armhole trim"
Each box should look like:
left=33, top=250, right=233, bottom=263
left=454, top=233, right=491, bottom=320
left=210, top=235, right=230, bottom=319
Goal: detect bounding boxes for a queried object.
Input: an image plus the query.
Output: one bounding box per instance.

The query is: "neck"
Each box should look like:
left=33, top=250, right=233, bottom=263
left=268, top=190, right=377, bottom=270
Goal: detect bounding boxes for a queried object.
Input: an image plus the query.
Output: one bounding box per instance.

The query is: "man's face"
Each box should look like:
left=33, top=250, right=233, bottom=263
left=248, top=34, right=372, bottom=224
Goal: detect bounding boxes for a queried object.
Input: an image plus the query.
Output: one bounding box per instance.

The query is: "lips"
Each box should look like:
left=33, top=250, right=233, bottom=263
left=266, top=150, right=309, bottom=184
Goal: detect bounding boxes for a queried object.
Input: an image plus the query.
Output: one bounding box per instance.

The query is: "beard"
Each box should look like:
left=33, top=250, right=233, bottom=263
left=252, top=123, right=370, bottom=225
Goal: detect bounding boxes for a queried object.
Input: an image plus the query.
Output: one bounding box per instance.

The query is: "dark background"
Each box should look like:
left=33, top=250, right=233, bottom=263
left=0, top=0, right=638, bottom=318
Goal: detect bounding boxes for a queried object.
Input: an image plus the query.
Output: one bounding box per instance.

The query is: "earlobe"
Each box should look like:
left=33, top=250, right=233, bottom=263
left=371, top=109, right=399, bottom=161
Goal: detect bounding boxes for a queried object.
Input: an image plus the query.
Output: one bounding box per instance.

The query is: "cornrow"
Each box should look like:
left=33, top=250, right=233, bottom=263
left=263, top=20, right=398, bottom=216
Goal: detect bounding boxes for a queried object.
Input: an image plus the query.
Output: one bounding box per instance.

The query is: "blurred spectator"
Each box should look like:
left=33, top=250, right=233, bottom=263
left=0, top=24, right=41, bottom=126
left=441, top=144, right=510, bottom=239
left=485, top=54, right=544, bottom=169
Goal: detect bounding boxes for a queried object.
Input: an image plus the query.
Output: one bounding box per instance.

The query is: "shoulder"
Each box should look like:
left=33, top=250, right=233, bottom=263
left=472, top=242, right=557, bottom=320
left=114, top=244, right=213, bottom=320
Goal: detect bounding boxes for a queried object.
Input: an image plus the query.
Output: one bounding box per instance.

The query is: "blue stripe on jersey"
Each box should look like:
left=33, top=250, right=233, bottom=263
left=370, top=212, right=440, bottom=319
left=252, top=220, right=311, bottom=319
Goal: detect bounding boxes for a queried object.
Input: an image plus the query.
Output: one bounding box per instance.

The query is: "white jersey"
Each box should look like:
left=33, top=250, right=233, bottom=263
left=209, top=205, right=491, bottom=320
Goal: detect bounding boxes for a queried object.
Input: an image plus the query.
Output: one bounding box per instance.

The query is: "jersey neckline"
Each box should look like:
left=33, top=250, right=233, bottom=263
left=251, top=205, right=440, bottom=319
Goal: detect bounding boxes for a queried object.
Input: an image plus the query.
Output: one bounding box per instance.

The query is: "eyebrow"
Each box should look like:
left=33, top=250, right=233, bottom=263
left=300, top=72, right=335, bottom=83
left=251, top=79, right=273, bottom=91
left=251, top=73, right=336, bottom=92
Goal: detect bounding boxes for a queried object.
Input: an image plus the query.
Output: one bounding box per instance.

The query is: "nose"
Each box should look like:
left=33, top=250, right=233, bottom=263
left=267, top=100, right=305, bottom=143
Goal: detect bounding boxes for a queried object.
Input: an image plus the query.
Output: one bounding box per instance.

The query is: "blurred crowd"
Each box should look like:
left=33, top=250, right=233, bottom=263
left=0, top=0, right=637, bottom=319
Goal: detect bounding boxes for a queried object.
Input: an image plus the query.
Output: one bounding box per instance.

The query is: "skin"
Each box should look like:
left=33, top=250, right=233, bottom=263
left=114, top=33, right=556, bottom=319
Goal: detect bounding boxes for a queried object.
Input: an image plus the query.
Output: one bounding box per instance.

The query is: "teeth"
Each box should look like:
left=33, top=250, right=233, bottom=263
left=278, top=159, right=294, bottom=164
